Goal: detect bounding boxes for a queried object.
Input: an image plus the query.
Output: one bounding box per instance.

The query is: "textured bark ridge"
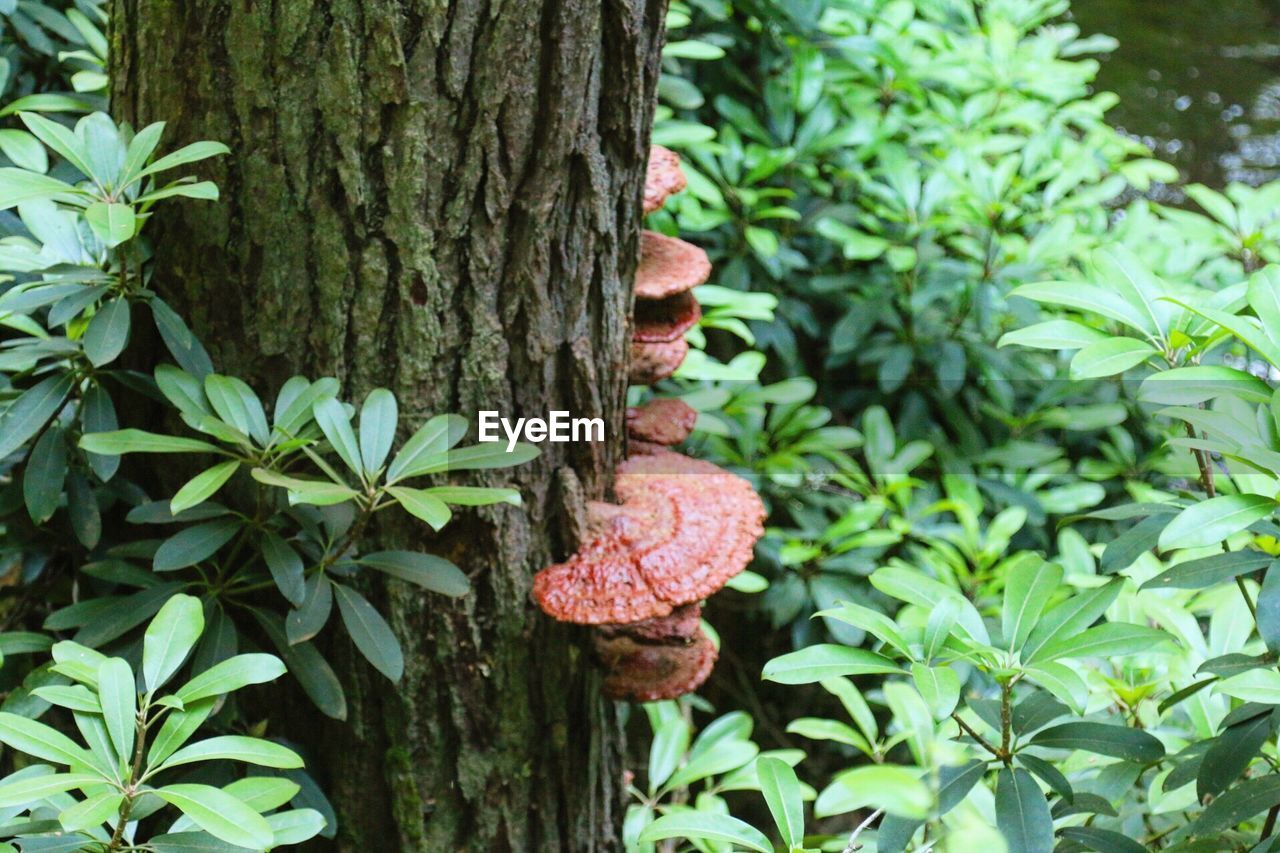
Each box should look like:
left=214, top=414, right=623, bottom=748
left=109, top=1, right=668, bottom=849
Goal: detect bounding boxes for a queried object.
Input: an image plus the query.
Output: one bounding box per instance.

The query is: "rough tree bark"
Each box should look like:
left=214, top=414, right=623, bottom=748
left=109, top=1, right=667, bottom=849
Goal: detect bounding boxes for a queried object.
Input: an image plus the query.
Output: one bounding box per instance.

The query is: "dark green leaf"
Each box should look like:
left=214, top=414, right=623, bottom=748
left=357, top=551, right=469, bottom=597
left=1058, top=826, right=1147, bottom=853
left=995, top=767, right=1053, bottom=853
left=1142, top=550, right=1272, bottom=590
left=286, top=574, right=332, bottom=645
left=154, top=519, right=241, bottom=572
left=1030, top=722, right=1164, bottom=763
left=1193, top=774, right=1280, bottom=835
left=333, top=583, right=403, bottom=681
left=1257, top=561, right=1280, bottom=653
left=24, top=426, right=65, bottom=523
left=0, top=373, right=72, bottom=460
left=262, top=533, right=306, bottom=606
left=1197, top=712, right=1271, bottom=800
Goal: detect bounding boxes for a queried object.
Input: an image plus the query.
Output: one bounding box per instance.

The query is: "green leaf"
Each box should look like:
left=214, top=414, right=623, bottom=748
left=266, top=808, right=326, bottom=845
left=313, top=397, right=363, bottom=476
left=0, top=129, right=48, bottom=172
left=170, top=461, right=239, bottom=515
left=1158, top=494, right=1278, bottom=551
left=204, top=375, right=269, bottom=446
left=357, top=551, right=469, bottom=596
left=358, top=388, right=397, bottom=473
left=175, top=653, right=286, bottom=704
left=97, top=657, right=136, bottom=764
left=286, top=574, right=332, bottom=644
left=154, top=518, right=241, bottom=572
left=333, top=583, right=404, bottom=682
left=79, top=429, right=222, bottom=455
left=160, top=735, right=303, bottom=770
left=995, top=767, right=1053, bottom=853
left=84, top=202, right=136, bottom=248
left=1009, top=280, right=1156, bottom=336
left=58, top=790, right=123, bottom=832
left=1142, top=550, right=1273, bottom=589
left=637, top=813, right=771, bottom=852
left=1030, top=722, right=1164, bottom=763
left=1069, top=337, right=1156, bottom=379
left=998, top=319, right=1109, bottom=350
left=0, top=166, right=79, bottom=208
left=647, top=715, right=688, bottom=793
left=1192, top=774, right=1280, bottom=835
left=146, top=699, right=215, bottom=766
left=1023, top=663, right=1089, bottom=714
left=762, top=644, right=901, bottom=684
left=871, top=565, right=990, bottom=644
left=419, top=486, right=522, bottom=507
left=30, top=685, right=100, bottom=713
left=18, top=112, right=94, bottom=178
left=910, top=663, right=960, bottom=720
left=756, top=756, right=804, bottom=847
left=815, top=765, right=930, bottom=820
left=1217, top=669, right=1280, bottom=703
left=0, top=712, right=94, bottom=767
left=437, top=442, right=541, bottom=473
left=387, top=486, right=452, bottom=530
left=24, top=426, right=66, bottom=523
left=154, top=784, right=273, bottom=850
left=250, top=610, right=346, bottom=721
left=250, top=468, right=358, bottom=506
left=139, top=141, right=231, bottom=179
left=1257, top=562, right=1280, bottom=654
left=1057, top=827, right=1147, bottom=853
left=0, top=373, right=73, bottom=460
left=1001, top=558, right=1062, bottom=651
left=1140, top=366, right=1274, bottom=405
left=1020, top=579, right=1122, bottom=661
left=261, top=533, right=306, bottom=607
left=143, top=593, right=205, bottom=691
left=1198, top=712, right=1271, bottom=800
left=151, top=297, right=214, bottom=377
left=386, top=413, right=469, bottom=482
left=1027, top=622, right=1172, bottom=663
left=82, top=296, right=131, bottom=366
left=785, top=717, right=872, bottom=754
left=0, top=772, right=102, bottom=807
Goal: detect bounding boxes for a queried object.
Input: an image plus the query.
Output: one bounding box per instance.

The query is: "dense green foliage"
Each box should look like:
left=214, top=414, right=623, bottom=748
left=629, top=0, right=1280, bottom=851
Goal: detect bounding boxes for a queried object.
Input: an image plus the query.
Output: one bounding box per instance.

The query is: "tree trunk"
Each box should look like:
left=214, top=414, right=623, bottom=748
left=108, top=1, right=667, bottom=848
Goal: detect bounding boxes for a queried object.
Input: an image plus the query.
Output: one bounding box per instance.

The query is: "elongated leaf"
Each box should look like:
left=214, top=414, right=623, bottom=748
left=815, top=765, right=930, bottom=820
left=762, top=644, right=900, bottom=684
left=386, top=413, right=468, bottom=482
left=1069, top=337, right=1155, bottom=379
left=637, top=812, right=771, bottom=852
left=1198, top=712, right=1270, bottom=800
left=97, top=657, right=136, bottom=765
left=286, top=573, right=332, bottom=644
left=1140, top=366, right=1273, bottom=405
left=313, top=397, right=363, bottom=475
left=154, top=784, right=273, bottom=849
left=357, top=551, right=469, bottom=597
left=154, top=519, right=241, bottom=572
left=0, top=712, right=93, bottom=767
left=1143, top=550, right=1272, bottom=589
left=1002, top=558, right=1062, bottom=651
left=143, top=593, right=205, bottom=691
left=160, top=735, right=302, bottom=770
left=358, top=388, right=397, bottom=473
left=171, top=461, right=239, bottom=515
left=0, top=373, right=73, bottom=460
left=419, top=486, right=522, bottom=507
left=870, top=565, right=989, bottom=644
left=1028, top=622, right=1172, bottom=663
left=756, top=756, right=804, bottom=847
left=1158, top=494, right=1278, bottom=551
left=1030, top=722, right=1164, bottom=763
left=261, top=533, right=306, bottom=606
left=998, top=319, right=1108, bottom=350
left=995, top=767, right=1053, bottom=853
left=1193, top=774, right=1280, bottom=835
left=387, top=486, right=451, bottom=530
left=0, top=772, right=102, bottom=808
left=333, top=583, right=404, bottom=681
left=1058, top=826, right=1147, bottom=853
left=251, top=610, right=346, bottom=721
left=175, top=653, right=286, bottom=704
left=24, top=426, right=66, bottom=523
left=1021, top=580, right=1122, bottom=661
left=58, top=789, right=123, bottom=832
left=79, top=429, right=221, bottom=455
left=84, top=202, right=136, bottom=248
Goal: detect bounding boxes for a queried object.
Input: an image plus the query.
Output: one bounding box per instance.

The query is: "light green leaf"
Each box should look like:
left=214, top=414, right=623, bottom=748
left=386, top=486, right=452, bottom=530
left=815, top=765, right=930, bottom=820
left=762, top=644, right=900, bottom=684
left=154, top=784, right=273, bottom=850
left=756, top=756, right=804, bottom=847
left=1158, top=494, right=1278, bottom=551
left=85, top=202, right=137, bottom=248
left=143, top=593, right=205, bottom=691
left=175, top=653, right=286, bottom=704
left=637, top=812, right=771, bottom=852
left=358, top=388, right=397, bottom=473
left=97, top=657, right=136, bottom=764
left=1069, top=337, right=1156, bottom=379
left=170, top=461, right=239, bottom=515
left=159, top=735, right=303, bottom=770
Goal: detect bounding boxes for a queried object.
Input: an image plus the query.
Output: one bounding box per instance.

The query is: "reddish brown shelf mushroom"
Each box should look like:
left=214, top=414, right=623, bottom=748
left=627, top=398, right=698, bottom=447
left=629, top=338, right=689, bottom=386
left=596, top=626, right=718, bottom=701
left=635, top=231, right=711, bottom=300
left=634, top=290, right=702, bottom=343
left=532, top=449, right=764, bottom=625
left=643, top=145, right=688, bottom=215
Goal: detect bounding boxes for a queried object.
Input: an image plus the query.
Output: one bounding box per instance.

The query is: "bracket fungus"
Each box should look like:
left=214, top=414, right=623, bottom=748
left=529, top=144, right=765, bottom=701
left=643, top=145, right=688, bottom=215
left=626, top=397, right=698, bottom=447
left=635, top=230, right=711, bottom=301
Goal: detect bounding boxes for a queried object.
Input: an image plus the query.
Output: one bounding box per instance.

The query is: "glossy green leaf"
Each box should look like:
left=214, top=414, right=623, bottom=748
left=1158, top=494, right=1278, bottom=551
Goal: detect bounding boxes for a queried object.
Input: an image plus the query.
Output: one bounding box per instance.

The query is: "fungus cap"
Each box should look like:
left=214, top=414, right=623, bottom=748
left=627, top=398, right=698, bottom=447
left=635, top=231, right=711, bottom=300
left=634, top=290, right=702, bottom=343
left=532, top=449, right=765, bottom=624
left=596, top=627, right=717, bottom=701
left=629, top=338, right=688, bottom=386
left=643, top=146, right=688, bottom=214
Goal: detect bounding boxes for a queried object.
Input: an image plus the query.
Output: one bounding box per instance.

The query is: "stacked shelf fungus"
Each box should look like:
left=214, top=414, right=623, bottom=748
left=532, top=147, right=767, bottom=701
